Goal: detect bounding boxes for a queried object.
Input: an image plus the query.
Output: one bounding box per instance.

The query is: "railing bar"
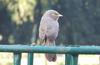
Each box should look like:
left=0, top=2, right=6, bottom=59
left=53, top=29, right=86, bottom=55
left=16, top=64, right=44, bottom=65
left=28, top=53, right=34, bottom=65
left=14, top=53, right=21, bottom=65
left=1, top=45, right=100, bottom=54
left=72, top=54, right=78, bottom=65
left=65, top=54, right=78, bottom=65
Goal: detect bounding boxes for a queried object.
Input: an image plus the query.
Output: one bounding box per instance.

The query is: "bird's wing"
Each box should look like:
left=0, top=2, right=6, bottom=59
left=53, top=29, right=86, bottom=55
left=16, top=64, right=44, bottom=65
left=39, top=17, right=47, bottom=40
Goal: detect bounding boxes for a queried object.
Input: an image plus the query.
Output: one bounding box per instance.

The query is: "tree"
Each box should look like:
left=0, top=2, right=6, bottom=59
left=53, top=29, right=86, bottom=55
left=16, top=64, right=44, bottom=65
left=0, top=0, right=36, bottom=44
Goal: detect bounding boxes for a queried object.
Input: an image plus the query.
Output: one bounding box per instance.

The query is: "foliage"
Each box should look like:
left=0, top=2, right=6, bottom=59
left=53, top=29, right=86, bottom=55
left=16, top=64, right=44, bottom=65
left=0, top=0, right=36, bottom=44
left=1, top=0, right=36, bottom=25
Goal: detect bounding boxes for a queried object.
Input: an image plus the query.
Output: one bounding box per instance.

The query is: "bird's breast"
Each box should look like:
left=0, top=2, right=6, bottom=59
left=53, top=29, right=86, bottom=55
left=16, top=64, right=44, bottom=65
left=46, top=21, right=59, bottom=40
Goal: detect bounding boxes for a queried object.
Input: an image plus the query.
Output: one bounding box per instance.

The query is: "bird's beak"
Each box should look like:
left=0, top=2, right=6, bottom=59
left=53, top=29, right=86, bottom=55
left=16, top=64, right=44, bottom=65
left=58, top=14, right=63, bottom=17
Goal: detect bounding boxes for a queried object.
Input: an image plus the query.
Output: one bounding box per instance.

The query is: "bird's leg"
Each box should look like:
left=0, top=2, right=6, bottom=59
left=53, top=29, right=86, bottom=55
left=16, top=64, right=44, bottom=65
left=41, top=39, right=46, bottom=46
left=36, top=38, right=42, bottom=45
left=41, top=36, right=47, bottom=46
left=39, top=39, right=46, bottom=46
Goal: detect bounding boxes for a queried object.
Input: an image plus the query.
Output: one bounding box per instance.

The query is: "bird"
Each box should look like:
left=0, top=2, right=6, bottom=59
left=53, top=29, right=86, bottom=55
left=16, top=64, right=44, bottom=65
left=39, top=10, right=62, bottom=62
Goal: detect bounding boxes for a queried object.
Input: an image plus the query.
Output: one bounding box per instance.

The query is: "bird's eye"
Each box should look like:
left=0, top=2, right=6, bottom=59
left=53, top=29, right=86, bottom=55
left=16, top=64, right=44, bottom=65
left=54, top=13, right=58, bottom=15
left=52, top=13, right=58, bottom=16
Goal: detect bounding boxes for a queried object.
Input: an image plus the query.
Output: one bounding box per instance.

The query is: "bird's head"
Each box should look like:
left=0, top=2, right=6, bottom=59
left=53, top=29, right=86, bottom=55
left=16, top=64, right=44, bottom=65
left=44, top=10, right=63, bottom=20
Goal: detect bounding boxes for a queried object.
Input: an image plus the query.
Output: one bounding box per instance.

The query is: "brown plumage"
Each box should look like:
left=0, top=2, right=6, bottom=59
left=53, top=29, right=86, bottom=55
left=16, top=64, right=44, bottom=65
left=39, top=10, right=62, bottom=62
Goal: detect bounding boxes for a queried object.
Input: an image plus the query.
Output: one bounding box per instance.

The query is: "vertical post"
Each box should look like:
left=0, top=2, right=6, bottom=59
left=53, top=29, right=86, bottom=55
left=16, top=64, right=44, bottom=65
left=65, top=54, right=78, bottom=65
left=14, top=53, right=21, bottom=65
left=28, top=53, right=34, bottom=65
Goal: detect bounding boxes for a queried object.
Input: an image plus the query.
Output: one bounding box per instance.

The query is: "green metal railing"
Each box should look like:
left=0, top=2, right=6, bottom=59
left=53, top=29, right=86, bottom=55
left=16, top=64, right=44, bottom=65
left=0, top=45, right=100, bottom=65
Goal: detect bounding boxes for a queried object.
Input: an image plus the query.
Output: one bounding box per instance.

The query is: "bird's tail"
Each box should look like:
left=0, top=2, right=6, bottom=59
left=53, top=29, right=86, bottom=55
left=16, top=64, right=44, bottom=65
left=45, top=53, right=56, bottom=62
left=45, top=39, right=57, bottom=62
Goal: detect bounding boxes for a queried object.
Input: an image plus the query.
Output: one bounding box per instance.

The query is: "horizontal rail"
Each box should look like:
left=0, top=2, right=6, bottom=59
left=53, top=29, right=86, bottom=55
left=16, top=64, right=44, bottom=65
left=0, top=45, right=100, bottom=54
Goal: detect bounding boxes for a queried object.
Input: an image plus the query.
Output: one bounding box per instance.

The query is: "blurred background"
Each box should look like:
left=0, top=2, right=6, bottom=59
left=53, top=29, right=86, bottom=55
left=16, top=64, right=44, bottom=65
left=0, top=0, right=100, bottom=65
left=0, top=0, right=100, bottom=45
